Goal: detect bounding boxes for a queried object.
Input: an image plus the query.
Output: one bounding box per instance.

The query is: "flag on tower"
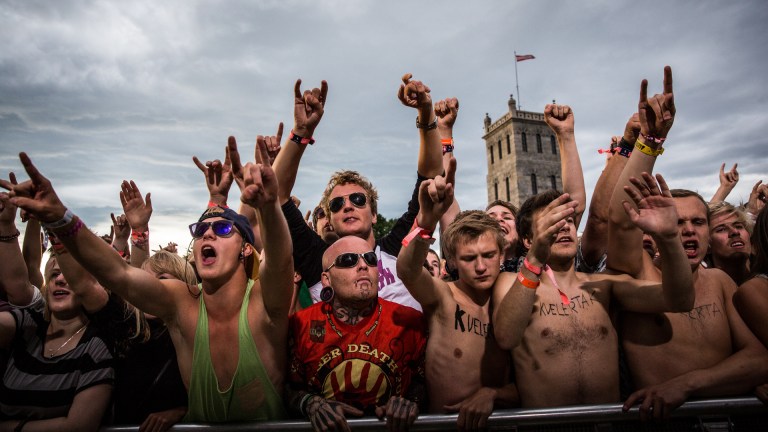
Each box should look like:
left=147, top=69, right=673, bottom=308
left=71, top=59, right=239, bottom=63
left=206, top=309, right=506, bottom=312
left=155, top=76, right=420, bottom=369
left=515, top=54, right=535, bottom=62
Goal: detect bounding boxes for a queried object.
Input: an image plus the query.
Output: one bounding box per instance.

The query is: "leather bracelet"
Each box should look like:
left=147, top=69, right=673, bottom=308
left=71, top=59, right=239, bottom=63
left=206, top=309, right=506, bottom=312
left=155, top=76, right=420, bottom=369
left=416, top=116, right=438, bottom=130
left=0, top=229, right=20, bottom=242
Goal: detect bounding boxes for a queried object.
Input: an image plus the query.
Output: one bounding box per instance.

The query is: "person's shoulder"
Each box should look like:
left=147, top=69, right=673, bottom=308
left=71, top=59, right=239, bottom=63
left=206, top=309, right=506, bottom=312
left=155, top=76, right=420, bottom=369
left=738, top=275, right=768, bottom=294
left=698, top=266, right=737, bottom=288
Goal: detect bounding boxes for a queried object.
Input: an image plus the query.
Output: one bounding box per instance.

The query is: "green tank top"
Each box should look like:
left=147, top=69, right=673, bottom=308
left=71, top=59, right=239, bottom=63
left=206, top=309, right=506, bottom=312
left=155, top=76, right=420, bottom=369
left=185, top=280, right=286, bottom=422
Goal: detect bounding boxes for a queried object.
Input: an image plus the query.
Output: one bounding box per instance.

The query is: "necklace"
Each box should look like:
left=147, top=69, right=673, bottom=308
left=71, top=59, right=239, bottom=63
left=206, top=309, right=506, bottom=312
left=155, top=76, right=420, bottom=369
left=325, top=303, right=382, bottom=338
left=46, top=324, right=87, bottom=358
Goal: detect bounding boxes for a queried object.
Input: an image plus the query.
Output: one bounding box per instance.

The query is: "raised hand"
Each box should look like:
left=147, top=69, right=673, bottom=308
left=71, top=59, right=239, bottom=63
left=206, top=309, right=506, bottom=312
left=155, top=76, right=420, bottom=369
left=264, top=122, right=284, bottom=164
left=240, top=136, right=279, bottom=209
left=375, top=395, right=419, bottom=432
left=120, top=180, right=152, bottom=231
left=0, top=175, right=18, bottom=226
left=623, top=113, right=641, bottom=144
left=417, top=157, right=456, bottom=229
left=111, top=213, right=130, bottom=241
left=528, top=193, right=579, bottom=266
left=638, top=66, right=675, bottom=140
left=398, top=73, right=433, bottom=113
left=544, top=104, right=574, bottom=136
left=293, top=79, right=328, bottom=138
left=0, top=153, right=67, bottom=224
left=434, top=97, right=459, bottom=132
left=192, top=146, right=235, bottom=206
left=718, top=163, right=739, bottom=190
left=622, top=172, right=678, bottom=239
left=747, top=180, right=768, bottom=215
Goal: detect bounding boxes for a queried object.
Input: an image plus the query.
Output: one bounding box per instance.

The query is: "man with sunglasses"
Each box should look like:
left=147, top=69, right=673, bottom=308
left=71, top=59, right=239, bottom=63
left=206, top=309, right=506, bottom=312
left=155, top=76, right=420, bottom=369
left=397, top=167, right=519, bottom=431
left=273, top=75, right=445, bottom=313
left=286, top=235, right=427, bottom=431
left=3, top=143, right=295, bottom=423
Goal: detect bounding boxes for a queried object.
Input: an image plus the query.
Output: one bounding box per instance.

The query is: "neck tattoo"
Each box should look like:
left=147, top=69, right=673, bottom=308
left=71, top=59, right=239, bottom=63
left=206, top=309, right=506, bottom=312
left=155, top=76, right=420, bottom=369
left=47, top=324, right=87, bottom=358
left=326, top=303, right=382, bottom=338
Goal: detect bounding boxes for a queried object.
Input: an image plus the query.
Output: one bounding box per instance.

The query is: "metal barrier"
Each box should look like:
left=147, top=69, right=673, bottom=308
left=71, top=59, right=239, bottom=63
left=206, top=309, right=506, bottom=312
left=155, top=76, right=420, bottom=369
left=102, top=397, right=767, bottom=431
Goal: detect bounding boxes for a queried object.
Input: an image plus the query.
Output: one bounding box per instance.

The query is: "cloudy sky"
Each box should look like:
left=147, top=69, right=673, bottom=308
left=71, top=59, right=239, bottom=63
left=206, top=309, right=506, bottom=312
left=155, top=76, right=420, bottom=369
left=2, top=0, right=766, bottom=251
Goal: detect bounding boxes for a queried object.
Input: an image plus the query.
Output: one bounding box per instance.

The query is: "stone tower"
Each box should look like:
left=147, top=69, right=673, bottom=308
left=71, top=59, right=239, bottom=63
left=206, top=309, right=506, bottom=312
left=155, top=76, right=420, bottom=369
left=482, top=95, right=562, bottom=208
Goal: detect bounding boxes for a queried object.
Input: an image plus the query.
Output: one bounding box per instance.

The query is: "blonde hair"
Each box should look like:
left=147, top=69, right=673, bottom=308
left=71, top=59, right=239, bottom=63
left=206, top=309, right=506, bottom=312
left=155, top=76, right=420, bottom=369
left=321, top=170, right=379, bottom=217
left=441, top=210, right=506, bottom=262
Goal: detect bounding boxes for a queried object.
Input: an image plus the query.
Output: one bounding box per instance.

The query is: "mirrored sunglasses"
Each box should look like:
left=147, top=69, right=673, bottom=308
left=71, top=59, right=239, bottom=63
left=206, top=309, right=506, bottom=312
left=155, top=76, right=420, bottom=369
left=189, top=220, right=236, bottom=238
left=329, top=192, right=367, bottom=213
left=325, top=251, right=377, bottom=272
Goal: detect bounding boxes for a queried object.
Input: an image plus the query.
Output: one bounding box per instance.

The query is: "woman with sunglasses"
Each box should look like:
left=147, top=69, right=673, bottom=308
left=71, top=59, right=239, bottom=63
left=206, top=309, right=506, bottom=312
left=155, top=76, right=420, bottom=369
left=0, top=196, right=114, bottom=432
left=286, top=235, right=427, bottom=432
left=3, top=142, right=294, bottom=424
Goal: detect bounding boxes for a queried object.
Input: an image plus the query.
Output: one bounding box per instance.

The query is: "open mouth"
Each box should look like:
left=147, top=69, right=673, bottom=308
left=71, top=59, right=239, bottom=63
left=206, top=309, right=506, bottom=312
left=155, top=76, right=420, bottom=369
left=201, top=245, right=217, bottom=265
left=51, top=289, right=70, bottom=299
left=730, top=240, right=745, bottom=248
left=682, top=240, right=699, bottom=258
left=555, top=236, right=573, bottom=244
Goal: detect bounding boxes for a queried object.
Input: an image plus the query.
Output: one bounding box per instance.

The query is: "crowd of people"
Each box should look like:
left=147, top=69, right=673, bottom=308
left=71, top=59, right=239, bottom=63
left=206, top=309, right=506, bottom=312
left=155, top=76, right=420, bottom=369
left=1, top=67, right=767, bottom=431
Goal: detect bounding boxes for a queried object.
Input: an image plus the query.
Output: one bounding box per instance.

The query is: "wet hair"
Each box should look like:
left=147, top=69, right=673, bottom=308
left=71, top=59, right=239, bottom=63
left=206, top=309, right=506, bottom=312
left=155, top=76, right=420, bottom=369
left=486, top=200, right=518, bottom=218
left=708, top=201, right=752, bottom=235
left=752, top=206, right=768, bottom=274
left=516, top=189, right=562, bottom=254
left=321, top=170, right=379, bottom=217
left=441, top=210, right=506, bottom=262
left=670, top=189, right=710, bottom=223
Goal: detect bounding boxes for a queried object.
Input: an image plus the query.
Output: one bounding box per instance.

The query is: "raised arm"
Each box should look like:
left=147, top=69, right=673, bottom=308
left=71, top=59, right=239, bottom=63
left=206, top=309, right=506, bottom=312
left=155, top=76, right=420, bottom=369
left=110, top=213, right=130, bottom=260
left=612, top=173, right=694, bottom=313
left=272, top=79, right=327, bottom=205
left=710, top=163, right=739, bottom=203
left=241, top=137, right=293, bottom=320
left=398, top=73, right=443, bottom=178
left=21, top=215, right=44, bottom=289
left=2, top=153, right=182, bottom=321
left=544, top=104, right=585, bottom=229
left=119, top=180, right=152, bottom=268
left=580, top=114, right=639, bottom=268
left=0, top=191, right=35, bottom=305
left=435, top=98, right=462, bottom=235
left=396, top=158, right=456, bottom=310
left=608, top=66, right=675, bottom=277
left=492, top=194, right=578, bottom=350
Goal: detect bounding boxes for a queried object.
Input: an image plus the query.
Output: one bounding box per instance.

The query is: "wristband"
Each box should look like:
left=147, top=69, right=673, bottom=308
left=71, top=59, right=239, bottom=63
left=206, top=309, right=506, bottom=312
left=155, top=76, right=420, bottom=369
left=402, top=221, right=435, bottom=247
left=42, top=208, right=74, bottom=230
left=634, top=138, right=664, bottom=157
left=441, top=138, right=454, bottom=145
left=208, top=201, right=228, bottom=209
left=299, top=393, right=313, bottom=417
left=289, top=130, right=315, bottom=145
left=517, top=271, right=540, bottom=289
left=523, top=257, right=543, bottom=276
left=131, top=230, right=150, bottom=247
left=53, top=217, right=84, bottom=239
left=640, top=134, right=666, bottom=146
left=442, top=144, right=454, bottom=154
left=416, top=116, right=438, bottom=130
left=0, top=229, right=20, bottom=242
left=617, top=138, right=633, bottom=158
left=113, top=245, right=129, bottom=258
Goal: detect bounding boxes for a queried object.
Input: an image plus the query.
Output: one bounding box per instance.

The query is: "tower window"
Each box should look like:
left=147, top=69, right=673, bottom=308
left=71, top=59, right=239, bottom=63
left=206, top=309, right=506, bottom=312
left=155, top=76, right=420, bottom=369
left=506, top=135, right=511, bottom=154
left=494, top=182, right=499, bottom=201
left=498, top=141, right=502, bottom=160
left=551, top=136, right=557, bottom=154
left=505, top=176, right=510, bottom=201
left=490, top=147, right=494, bottom=164
left=521, top=133, right=528, bottom=152
left=551, top=175, right=557, bottom=190
left=536, top=134, right=543, bottom=153
left=531, top=174, right=538, bottom=195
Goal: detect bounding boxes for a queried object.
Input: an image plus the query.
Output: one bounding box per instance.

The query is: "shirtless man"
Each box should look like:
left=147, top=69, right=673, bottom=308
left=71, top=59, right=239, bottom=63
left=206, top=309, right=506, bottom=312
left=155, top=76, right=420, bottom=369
left=708, top=201, right=752, bottom=285
left=397, top=164, right=518, bottom=430
left=485, top=200, right=519, bottom=272
left=492, top=171, right=695, bottom=408
left=3, top=140, right=293, bottom=422
left=606, top=67, right=768, bottom=420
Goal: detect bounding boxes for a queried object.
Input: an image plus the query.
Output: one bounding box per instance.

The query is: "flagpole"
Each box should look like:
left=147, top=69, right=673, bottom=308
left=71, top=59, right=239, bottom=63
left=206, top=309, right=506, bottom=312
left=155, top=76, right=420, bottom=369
left=514, top=50, right=521, bottom=110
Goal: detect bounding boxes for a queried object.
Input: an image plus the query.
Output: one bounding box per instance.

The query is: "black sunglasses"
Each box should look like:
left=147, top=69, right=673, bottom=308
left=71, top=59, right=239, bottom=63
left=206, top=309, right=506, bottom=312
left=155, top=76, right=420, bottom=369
left=189, top=220, right=236, bottom=238
left=329, top=192, right=367, bottom=213
left=325, top=251, right=377, bottom=272
left=313, top=206, right=326, bottom=220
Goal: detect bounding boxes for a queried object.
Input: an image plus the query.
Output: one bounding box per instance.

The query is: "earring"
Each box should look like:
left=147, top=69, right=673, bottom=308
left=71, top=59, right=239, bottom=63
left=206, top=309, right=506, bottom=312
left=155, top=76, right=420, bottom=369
left=320, top=286, right=334, bottom=303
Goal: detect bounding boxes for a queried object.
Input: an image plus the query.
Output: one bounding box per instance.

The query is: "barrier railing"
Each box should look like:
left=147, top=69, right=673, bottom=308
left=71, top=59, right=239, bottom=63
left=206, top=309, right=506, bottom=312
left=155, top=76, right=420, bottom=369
left=102, top=396, right=766, bottom=431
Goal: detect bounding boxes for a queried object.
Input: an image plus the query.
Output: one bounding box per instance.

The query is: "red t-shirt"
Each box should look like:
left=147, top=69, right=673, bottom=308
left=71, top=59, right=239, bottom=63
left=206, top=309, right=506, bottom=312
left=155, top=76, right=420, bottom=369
left=289, top=299, right=427, bottom=413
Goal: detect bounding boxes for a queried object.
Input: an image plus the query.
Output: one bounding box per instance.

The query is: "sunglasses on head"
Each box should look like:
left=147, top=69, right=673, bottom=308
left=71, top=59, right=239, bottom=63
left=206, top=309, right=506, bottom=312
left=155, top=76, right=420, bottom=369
left=325, top=251, right=377, bottom=272
left=328, top=192, right=367, bottom=213
left=189, top=220, right=236, bottom=238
